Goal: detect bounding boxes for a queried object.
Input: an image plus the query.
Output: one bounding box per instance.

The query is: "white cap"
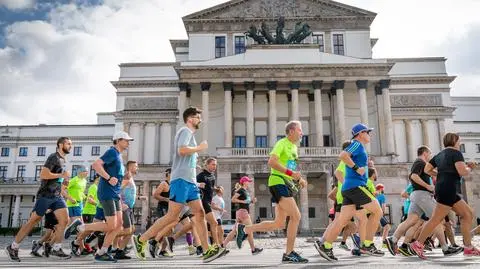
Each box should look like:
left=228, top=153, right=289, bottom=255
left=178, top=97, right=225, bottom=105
left=113, top=131, right=134, bottom=141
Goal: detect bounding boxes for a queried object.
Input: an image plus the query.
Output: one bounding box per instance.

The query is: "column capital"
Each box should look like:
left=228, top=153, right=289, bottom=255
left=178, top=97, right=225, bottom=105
left=244, top=81, right=255, bottom=91
left=287, top=92, right=292, bottom=102
left=308, top=93, right=315, bottom=102
left=288, top=80, right=301, bottom=90
left=178, top=82, right=189, bottom=92
left=201, top=82, right=211, bottom=91
left=379, top=79, right=391, bottom=89
left=223, top=82, right=234, bottom=91
left=356, top=80, right=368, bottom=89
left=266, top=81, right=277, bottom=91
left=374, top=84, right=382, bottom=95
left=138, top=122, right=146, bottom=128
left=312, top=80, right=323, bottom=89
left=330, top=86, right=336, bottom=96
left=333, top=80, right=345, bottom=90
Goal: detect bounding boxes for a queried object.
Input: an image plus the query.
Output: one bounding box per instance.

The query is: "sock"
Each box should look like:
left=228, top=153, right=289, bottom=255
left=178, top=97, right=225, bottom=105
left=11, top=241, right=20, bottom=249
left=77, top=224, right=85, bottom=233
left=53, top=243, right=61, bottom=251
left=186, top=233, right=193, bottom=245
left=392, top=236, right=398, bottom=243
left=363, top=240, right=373, bottom=247
left=209, top=237, right=214, bottom=245
left=441, top=244, right=448, bottom=252
left=323, top=242, right=333, bottom=249
left=85, top=231, right=100, bottom=244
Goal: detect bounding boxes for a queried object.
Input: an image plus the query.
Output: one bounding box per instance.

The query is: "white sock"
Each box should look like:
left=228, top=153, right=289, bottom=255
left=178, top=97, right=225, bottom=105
left=441, top=244, right=449, bottom=251
left=11, top=241, right=20, bottom=249
left=53, top=243, right=61, bottom=251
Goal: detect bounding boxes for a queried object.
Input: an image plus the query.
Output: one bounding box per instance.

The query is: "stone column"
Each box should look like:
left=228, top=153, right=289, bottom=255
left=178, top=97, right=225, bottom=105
left=223, top=82, right=233, bottom=147
left=356, top=80, right=370, bottom=152
left=289, top=81, right=300, bottom=121
left=201, top=82, right=211, bottom=142
left=143, top=122, right=156, bottom=164
left=159, top=123, right=172, bottom=164
left=313, top=80, right=324, bottom=146
left=178, top=83, right=189, bottom=127
left=267, top=81, right=277, bottom=147
left=334, top=80, right=346, bottom=144
left=380, top=79, right=395, bottom=154
left=404, top=120, right=415, bottom=162
left=437, top=119, right=445, bottom=148
left=299, top=179, right=310, bottom=231
left=420, top=119, right=430, bottom=146
left=217, top=171, right=232, bottom=219
left=245, top=82, right=255, bottom=148
left=248, top=174, right=256, bottom=221
left=154, top=123, right=161, bottom=164
left=141, top=181, right=150, bottom=231
left=12, top=195, right=21, bottom=227
left=128, top=123, right=140, bottom=162
left=123, top=122, right=131, bottom=160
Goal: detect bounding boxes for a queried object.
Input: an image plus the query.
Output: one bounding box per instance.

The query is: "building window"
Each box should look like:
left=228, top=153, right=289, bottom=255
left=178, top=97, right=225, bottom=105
left=323, top=135, right=331, bottom=147
left=73, top=146, right=82, bottom=156
left=308, top=207, right=316, bottom=218
left=300, top=135, right=309, bottom=147
left=0, top=166, right=7, bottom=179
left=259, top=207, right=267, bottom=218
left=35, top=165, right=42, bottom=181
left=19, top=147, right=28, bottom=157
left=277, top=135, right=285, bottom=141
left=234, top=36, right=246, bottom=54
left=233, top=136, right=246, bottom=148
left=460, top=144, right=466, bottom=153
left=0, top=147, right=9, bottom=157
left=72, top=165, right=83, bottom=177
left=255, top=136, right=268, bottom=148
left=332, top=34, right=345, bottom=55
left=312, top=34, right=324, bottom=52
left=17, top=165, right=26, bottom=178
left=476, top=144, right=480, bottom=153
left=215, top=36, right=226, bottom=58
left=37, top=147, right=46, bottom=157
left=89, top=165, right=96, bottom=181
left=91, top=146, right=101, bottom=156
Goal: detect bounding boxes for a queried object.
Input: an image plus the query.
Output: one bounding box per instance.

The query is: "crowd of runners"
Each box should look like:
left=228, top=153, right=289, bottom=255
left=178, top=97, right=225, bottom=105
left=4, top=106, right=479, bottom=264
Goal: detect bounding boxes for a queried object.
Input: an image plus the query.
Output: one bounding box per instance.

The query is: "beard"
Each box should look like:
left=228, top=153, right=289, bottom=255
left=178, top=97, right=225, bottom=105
left=62, top=146, right=70, bottom=154
left=194, top=122, right=201, bottom=129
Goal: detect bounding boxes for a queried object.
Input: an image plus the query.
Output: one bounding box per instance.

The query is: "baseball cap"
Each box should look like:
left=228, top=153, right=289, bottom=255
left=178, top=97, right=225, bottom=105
left=240, top=176, right=253, bottom=184
left=351, top=123, right=373, bottom=138
left=375, top=183, right=384, bottom=191
left=77, top=165, right=88, bottom=173
left=113, top=131, right=134, bottom=141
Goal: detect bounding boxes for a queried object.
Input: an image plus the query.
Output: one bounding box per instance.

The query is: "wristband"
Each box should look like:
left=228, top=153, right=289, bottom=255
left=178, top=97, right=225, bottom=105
left=285, top=169, right=293, bottom=176
left=352, top=164, right=359, bottom=171
left=107, top=176, right=112, bottom=181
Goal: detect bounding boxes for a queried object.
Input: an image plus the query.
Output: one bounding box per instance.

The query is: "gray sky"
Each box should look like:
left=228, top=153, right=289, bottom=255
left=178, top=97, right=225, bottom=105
left=0, top=0, right=479, bottom=125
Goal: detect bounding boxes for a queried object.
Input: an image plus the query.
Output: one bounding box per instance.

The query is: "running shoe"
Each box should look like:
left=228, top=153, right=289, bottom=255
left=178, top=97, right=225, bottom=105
left=409, top=241, right=426, bottom=259
left=339, top=243, right=351, bottom=251
left=95, top=253, right=117, bottom=262
left=133, top=234, right=146, bottom=260
left=70, top=241, right=81, bottom=256
left=443, top=245, right=463, bottom=256
left=202, top=245, right=225, bottom=263
left=148, top=239, right=158, bottom=258
left=464, top=246, right=480, bottom=256
left=314, top=240, right=337, bottom=261
left=398, top=244, right=412, bottom=256
left=351, top=233, right=361, bottom=249
left=5, top=245, right=20, bottom=262
left=113, top=249, right=132, bottom=260
left=50, top=248, right=72, bottom=259
left=196, top=245, right=203, bottom=256
left=252, top=247, right=263, bottom=255
left=385, top=237, right=397, bottom=256
left=360, top=244, right=384, bottom=256
left=31, top=240, right=42, bottom=257
left=43, top=242, right=52, bottom=257
left=158, top=250, right=174, bottom=258
left=282, top=251, right=309, bottom=263
left=64, top=219, right=82, bottom=240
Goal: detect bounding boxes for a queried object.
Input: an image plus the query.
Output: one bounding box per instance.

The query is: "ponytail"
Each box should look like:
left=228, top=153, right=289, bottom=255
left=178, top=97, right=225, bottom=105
left=234, top=183, right=241, bottom=191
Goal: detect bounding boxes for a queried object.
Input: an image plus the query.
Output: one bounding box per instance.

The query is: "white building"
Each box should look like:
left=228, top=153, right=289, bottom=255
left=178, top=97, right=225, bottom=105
left=2, top=0, right=479, bottom=230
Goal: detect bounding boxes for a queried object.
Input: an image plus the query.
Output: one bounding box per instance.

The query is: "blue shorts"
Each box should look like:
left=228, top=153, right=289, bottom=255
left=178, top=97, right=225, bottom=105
left=33, top=196, right=67, bottom=217
left=94, top=207, right=105, bottom=221
left=68, top=205, right=83, bottom=217
left=169, top=179, right=200, bottom=204
left=380, top=216, right=390, bottom=227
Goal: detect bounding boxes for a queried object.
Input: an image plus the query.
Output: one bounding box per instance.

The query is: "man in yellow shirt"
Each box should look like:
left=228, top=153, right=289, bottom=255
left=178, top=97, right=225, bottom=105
left=64, top=166, right=88, bottom=223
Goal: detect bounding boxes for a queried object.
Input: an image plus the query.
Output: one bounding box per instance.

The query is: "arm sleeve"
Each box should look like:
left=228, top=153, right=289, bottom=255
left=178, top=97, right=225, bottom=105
left=177, top=129, right=192, bottom=147
left=100, top=148, right=116, bottom=165
left=452, top=150, right=465, bottom=163
left=269, top=140, right=284, bottom=157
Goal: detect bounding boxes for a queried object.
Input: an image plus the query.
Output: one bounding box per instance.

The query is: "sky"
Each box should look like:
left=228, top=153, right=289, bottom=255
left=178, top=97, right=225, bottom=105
left=1, top=0, right=480, bottom=125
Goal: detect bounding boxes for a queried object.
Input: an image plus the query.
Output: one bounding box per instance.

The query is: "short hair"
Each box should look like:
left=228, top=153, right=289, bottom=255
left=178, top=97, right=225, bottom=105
left=183, top=107, right=202, bottom=123
left=126, top=160, right=137, bottom=168
left=285, top=121, right=301, bottom=135
left=443, top=132, right=459, bottom=148
left=368, top=168, right=376, bottom=178
left=165, top=168, right=171, bottom=175
left=205, top=157, right=217, bottom=165
left=341, top=140, right=351, bottom=150
left=417, top=146, right=431, bottom=156
left=56, top=137, right=70, bottom=148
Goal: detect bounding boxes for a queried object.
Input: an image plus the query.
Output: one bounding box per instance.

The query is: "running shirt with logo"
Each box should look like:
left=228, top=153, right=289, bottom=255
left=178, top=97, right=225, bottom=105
left=121, top=179, right=137, bottom=209
left=66, top=176, right=87, bottom=207
left=197, top=170, right=216, bottom=202
left=236, top=188, right=251, bottom=211
left=342, top=140, right=368, bottom=191
left=212, top=195, right=225, bottom=220
left=268, top=137, right=298, bottom=186
left=97, top=147, right=125, bottom=201
left=171, top=127, right=197, bottom=184
left=82, top=183, right=98, bottom=215
left=37, top=152, right=66, bottom=198
left=410, top=158, right=432, bottom=192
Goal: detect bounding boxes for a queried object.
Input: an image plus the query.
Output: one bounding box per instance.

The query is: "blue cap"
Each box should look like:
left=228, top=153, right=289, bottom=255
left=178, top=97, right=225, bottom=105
left=77, top=165, right=88, bottom=173
left=351, top=123, right=373, bottom=138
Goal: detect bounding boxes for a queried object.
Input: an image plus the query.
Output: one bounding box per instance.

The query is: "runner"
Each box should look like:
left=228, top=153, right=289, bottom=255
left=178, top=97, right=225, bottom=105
left=65, top=165, right=88, bottom=223
left=82, top=175, right=100, bottom=224
left=150, top=168, right=173, bottom=257
left=316, top=123, right=384, bottom=261
left=30, top=210, right=58, bottom=257
left=211, top=186, right=227, bottom=245
left=236, top=121, right=308, bottom=263
left=65, top=130, right=134, bottom=262
left=374, top=184, right=391, bottom=246
left=6, top=137, right=73, bottom=262
left=132, top=107, right=224, bottom=263
left=222, top=176, right=263, bottom=255
left=410, top=133, right=479, bottom=258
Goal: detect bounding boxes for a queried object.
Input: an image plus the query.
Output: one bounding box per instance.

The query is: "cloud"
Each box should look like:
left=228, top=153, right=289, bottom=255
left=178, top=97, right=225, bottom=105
left=0, top=0, right=35, bottom=10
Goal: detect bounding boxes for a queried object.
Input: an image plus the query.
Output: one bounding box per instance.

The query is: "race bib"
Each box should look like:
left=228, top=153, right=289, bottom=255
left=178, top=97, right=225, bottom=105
left=286, top=160, right=297, bottom=171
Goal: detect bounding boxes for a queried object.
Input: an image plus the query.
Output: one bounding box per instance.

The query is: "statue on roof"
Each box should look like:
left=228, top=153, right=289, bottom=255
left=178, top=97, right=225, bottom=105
left=245, top=25, right=266, bottom=44
left=287, top=22, right=312, bottom=44
left=247, top=16, right=312, bottom=45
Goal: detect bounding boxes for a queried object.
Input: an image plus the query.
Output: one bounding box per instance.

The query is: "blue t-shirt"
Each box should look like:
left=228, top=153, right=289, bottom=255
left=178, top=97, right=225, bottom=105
left=403, top=184, right=414, bottom=215
left=376, top=193, right=386, bottom=207
left=97, top=147, right=125, bottom=201
left=342, top=140, right=368, bottom=191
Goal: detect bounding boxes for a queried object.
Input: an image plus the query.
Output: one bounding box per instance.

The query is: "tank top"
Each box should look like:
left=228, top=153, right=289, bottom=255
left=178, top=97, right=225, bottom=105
left=158, top=181, right=170, bottom=208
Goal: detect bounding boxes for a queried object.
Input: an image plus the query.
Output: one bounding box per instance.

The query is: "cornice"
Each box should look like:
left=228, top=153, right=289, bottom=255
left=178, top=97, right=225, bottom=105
left=390, top=76, right=456, bottom=85
left=111, top=80, right=179, bottom=88
left=457, top=132, right=480, bottom=137
left=0, top=136, right=112, bottom=142
left=177, top=63, right=394, bottom=71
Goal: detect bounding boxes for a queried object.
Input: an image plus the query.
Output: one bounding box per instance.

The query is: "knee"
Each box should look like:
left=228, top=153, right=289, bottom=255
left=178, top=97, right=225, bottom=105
left=290, top=211, right=301, bottom=222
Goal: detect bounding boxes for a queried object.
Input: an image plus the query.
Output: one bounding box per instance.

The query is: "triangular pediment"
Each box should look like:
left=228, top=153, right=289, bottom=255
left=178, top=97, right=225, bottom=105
left=183, top=0, right=376, bottom=20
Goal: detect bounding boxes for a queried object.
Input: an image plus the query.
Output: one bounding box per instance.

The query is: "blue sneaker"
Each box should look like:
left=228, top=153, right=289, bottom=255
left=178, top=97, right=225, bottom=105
left=64, top=219, right=82, bottom=240
left=95, top=253, right=117, bottom=263
left=351, top=234, right=361, bottom=249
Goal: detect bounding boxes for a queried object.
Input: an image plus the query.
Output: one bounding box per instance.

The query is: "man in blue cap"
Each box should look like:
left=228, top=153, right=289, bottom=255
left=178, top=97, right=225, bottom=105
left=316, top=123, right=384, bottom=261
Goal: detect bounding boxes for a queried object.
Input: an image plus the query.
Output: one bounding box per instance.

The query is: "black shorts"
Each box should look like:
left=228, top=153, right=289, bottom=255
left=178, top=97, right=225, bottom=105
left=341, top=186, right=374, bottom=207
left=179, top=209, right=193, bottom=222
left=380, top=216, right=389, bottom=227
left=269, top=184, right=292, bottom=204
left=216, top=219, right=222, bottom=225
left=202, top=200, right=212, bottom=214
left=82, top=214, right=95, bottom=224
left=44, top=211, right=58, bottom=230
left=435, top=190, right=462, bottom=207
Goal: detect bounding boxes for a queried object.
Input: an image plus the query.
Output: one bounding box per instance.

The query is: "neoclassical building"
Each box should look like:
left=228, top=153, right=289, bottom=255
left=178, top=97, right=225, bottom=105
left=110, top=0, right=461, bottom=230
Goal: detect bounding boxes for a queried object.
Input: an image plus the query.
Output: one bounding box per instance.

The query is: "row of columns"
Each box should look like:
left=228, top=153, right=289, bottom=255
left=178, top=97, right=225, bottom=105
left=179, top=79, right=395, bottom=154
left=402, top=119, right=443, bottom=162
left=124, top=122, right=172, bottom=164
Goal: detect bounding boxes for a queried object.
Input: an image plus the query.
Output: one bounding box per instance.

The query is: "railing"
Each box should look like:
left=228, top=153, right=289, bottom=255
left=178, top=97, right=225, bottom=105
left=0, top=177, right=40, bottom=185
left=217, top=147, right=341, bottom=158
